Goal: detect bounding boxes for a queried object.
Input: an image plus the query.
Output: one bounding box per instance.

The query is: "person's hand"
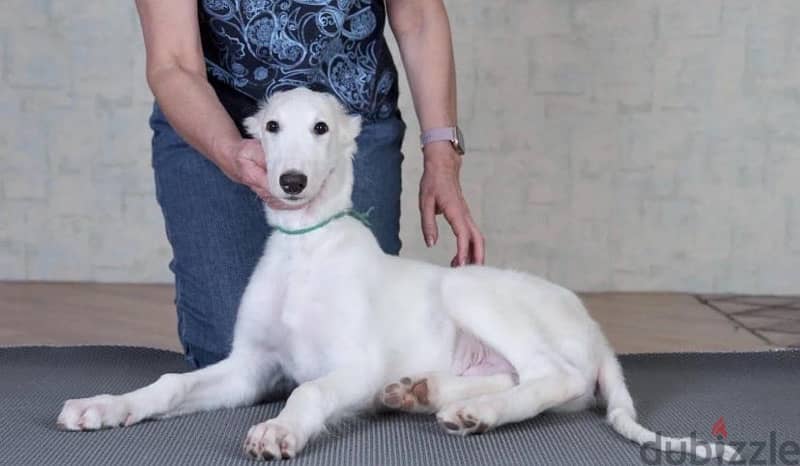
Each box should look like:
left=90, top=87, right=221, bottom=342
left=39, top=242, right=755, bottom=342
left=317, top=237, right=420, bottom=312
left=216, top=138, right=269, bottom=197
left=217, top=138, right=299, bottom=210
left=419, top=142, right=485, bottom=266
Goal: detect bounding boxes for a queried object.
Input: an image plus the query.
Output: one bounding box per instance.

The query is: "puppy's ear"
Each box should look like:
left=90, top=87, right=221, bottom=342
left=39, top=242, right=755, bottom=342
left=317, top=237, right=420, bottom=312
left=321, top=92, right=361, bottom=144
left=343, top=113, right=362, bottom=143
left=243, top=114, right=262, bottom=139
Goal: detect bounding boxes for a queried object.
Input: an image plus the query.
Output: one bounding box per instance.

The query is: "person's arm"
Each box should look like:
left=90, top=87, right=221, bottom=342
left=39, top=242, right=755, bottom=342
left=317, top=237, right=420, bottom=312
left=135, top=0, right=270, bottom=200
left=386, top=0, right=485, bottom=266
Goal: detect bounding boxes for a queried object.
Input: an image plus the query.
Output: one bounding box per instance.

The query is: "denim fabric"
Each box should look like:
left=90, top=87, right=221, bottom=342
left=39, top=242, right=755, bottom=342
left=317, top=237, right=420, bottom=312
left=149, top=103, right=404, bottom=369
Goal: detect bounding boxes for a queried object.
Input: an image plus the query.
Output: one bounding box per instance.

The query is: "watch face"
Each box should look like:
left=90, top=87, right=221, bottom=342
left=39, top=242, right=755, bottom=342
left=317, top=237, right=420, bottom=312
left=454, top=126, right=466, bottom=155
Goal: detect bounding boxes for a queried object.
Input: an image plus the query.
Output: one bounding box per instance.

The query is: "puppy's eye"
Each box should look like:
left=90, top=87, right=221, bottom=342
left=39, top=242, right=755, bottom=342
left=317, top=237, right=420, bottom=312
left=313, top=122, right=329, bottom=135
left=266, top=121, right=280, bottom=133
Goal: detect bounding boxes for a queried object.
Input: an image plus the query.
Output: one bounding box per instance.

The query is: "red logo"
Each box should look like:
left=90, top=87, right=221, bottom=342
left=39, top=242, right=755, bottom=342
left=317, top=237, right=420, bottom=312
left=712, top=416, right=728, bottom=440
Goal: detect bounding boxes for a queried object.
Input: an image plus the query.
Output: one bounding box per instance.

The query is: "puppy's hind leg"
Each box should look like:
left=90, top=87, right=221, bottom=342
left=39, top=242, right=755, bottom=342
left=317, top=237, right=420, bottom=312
left=57, top=352, right=281, bottom=431
left=437, top=360, right=589, bottom=435
left=379, top=372, right=516, bottom=414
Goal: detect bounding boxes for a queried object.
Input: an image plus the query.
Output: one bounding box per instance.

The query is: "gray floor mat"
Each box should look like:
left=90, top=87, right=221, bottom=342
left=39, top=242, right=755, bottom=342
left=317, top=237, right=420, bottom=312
left=0, top=346, right=797, bottom=466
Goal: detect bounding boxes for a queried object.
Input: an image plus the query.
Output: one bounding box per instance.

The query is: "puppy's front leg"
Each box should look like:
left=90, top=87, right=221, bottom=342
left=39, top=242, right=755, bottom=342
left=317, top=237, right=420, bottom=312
left=244, top=368, right=375, bottom=460
left=58, top=352, right=280, bottom=430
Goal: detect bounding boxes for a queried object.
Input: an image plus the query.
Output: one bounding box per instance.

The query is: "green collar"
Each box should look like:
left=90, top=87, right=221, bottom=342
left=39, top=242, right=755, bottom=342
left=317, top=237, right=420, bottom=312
left=271, top=208, right=373, bottom=236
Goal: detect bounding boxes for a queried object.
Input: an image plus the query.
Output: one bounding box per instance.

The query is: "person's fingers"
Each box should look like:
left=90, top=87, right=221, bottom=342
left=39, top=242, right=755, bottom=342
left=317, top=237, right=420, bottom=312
left=447, top=214, right=470, bottom=267
left=420, top=194, right=439, bottom=247
left=253, top=187, right=271, bottom=200
left=469, top=219, right=486, bottom=265
left=248, top=149, right=267, bottom=169
left=240, top=159, right=267, bottom=191
left=240, top=150, right=266, bottom=171
left=240, top=140, right=267, bottom=168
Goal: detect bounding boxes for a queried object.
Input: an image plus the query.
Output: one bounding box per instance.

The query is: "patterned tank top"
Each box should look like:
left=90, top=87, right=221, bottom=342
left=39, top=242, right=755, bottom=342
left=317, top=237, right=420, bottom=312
left=198, top=0, right=399, bottom=127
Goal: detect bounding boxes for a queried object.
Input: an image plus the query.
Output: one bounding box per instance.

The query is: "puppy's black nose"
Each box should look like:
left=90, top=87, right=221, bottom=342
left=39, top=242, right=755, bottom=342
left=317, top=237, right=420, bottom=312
left=279, top=171, right=307, bottom=195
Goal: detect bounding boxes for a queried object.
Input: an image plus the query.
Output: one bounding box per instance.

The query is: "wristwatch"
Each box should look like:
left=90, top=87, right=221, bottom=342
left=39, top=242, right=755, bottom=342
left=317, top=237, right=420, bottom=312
left=420, top=126, right=465, bottom=155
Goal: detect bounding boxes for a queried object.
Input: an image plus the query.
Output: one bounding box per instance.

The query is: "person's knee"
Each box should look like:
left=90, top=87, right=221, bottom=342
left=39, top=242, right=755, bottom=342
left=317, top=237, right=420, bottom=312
left=183, top=344, right=228, bottom=369
left=173, top=269, right=246, bottom=368
left=372, top=216, right=402, bottom=255
left=351, top=116, right=405, bottom=255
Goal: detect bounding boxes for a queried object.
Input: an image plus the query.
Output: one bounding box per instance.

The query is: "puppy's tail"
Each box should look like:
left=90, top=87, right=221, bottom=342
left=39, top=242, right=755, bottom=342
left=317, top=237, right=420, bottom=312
left=597, top=352, right=741, bottom=462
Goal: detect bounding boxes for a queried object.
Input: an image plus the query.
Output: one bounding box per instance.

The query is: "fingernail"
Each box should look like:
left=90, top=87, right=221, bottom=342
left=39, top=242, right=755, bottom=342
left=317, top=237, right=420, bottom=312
left=426, top=236, right=433, bottom=247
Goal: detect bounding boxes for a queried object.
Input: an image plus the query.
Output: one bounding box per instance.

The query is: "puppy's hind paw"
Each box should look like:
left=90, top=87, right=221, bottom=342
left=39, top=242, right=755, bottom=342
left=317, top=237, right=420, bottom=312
left=380, top=376, right=436, bottom=414
left=436, top=402, right=497, bottom=436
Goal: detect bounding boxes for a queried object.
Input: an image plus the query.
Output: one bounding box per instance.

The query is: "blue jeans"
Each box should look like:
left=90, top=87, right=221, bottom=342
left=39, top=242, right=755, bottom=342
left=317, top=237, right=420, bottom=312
left=149, top=104, right=405, bottom=368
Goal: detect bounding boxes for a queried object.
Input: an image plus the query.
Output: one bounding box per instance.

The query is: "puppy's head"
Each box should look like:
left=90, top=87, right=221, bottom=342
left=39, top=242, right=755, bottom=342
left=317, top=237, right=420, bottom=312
left=244, top=88, right=361, bottom=208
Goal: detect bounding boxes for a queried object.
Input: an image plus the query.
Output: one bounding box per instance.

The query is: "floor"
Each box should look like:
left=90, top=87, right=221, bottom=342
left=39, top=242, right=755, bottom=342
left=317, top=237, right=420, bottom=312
left=697, top=295, right=800, bottom=348
left=0, top=282, right=794, bottom=354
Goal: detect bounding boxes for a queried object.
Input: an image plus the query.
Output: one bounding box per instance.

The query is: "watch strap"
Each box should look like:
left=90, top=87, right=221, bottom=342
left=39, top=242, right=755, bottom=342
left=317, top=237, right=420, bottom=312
left=420, top=127, right=458, bottom=147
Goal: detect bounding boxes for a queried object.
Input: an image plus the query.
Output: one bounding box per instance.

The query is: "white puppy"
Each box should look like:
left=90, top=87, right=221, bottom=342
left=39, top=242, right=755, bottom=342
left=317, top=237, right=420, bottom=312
left=58, top=88, right=739, bottom=463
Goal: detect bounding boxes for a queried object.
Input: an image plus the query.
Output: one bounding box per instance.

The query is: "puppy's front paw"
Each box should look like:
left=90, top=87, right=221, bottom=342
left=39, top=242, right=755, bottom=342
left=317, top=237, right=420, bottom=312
left=57, top=395, right=139, bottom=431
left=436, top=402, right=497, bottom=436
left=380, top=376, right=437, bottom=413
left=244, top=420, right=302, bottom=461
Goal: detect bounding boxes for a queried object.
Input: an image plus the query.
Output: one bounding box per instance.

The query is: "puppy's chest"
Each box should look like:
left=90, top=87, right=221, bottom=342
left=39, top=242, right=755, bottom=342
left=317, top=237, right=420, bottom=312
left=276, top=259, right=333, bottom=332
left=272, top=250, right=364, bottom=380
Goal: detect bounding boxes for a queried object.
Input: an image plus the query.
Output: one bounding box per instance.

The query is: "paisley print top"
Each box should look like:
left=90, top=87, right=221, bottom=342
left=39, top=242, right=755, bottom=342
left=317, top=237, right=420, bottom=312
left=199, top=0, right=399, bottom=124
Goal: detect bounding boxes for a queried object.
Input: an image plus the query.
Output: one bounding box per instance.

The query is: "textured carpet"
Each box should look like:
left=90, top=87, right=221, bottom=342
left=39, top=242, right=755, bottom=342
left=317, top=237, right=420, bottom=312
left=0, top=346, right=798, bottom=466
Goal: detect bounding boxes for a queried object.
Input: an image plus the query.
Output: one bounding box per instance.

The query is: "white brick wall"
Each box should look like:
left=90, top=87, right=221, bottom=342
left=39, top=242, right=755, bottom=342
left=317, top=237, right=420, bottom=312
left=1, top=1, right=798, bottom=293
